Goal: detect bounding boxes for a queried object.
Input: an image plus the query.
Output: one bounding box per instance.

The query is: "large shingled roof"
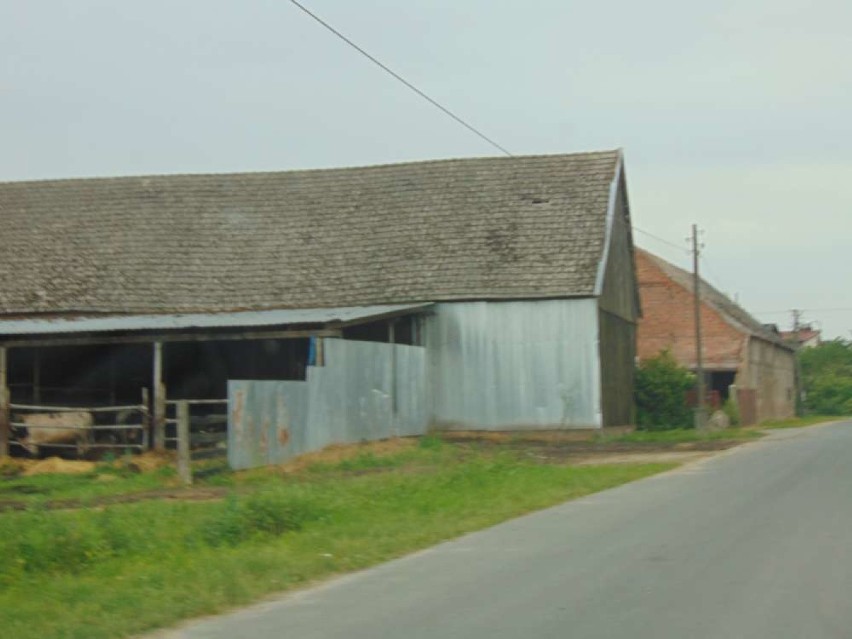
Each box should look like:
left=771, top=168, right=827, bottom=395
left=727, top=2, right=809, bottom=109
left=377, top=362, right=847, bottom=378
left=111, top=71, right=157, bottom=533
left=0, top=150, right=621, bottom=315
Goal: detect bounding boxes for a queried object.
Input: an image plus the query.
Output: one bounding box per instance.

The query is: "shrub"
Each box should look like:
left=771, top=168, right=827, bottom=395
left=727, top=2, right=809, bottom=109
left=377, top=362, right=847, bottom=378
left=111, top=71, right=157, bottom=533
left=202, top=489, right=325, bottom=547
left=635, top=351, right=695, bottom=430
left=722, top=398, right=740, bottom=427
left=804, top=374, right=852, bottom=415
left=800, top=340, right=852, bottom=415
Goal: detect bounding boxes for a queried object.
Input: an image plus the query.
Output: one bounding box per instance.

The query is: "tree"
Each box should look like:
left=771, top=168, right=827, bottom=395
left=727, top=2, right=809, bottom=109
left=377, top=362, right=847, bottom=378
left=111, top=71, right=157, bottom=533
left=635, top=351, right=695, bottom=430
left=799, top=340, right=852, bottom=415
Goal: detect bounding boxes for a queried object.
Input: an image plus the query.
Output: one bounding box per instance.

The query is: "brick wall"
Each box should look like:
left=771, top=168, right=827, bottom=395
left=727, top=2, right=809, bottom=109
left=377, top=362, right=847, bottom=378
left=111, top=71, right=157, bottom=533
left=635, top=249, right=796, bottom=421
left=635, top=250, right=744, bottom=370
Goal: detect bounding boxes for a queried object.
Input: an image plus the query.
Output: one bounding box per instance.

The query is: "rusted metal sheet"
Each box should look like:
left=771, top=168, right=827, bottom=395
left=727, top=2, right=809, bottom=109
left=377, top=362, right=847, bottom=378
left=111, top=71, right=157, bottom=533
left=228, top=339, right=428, bottom=470
left=425, top=300, right=602, bottom=430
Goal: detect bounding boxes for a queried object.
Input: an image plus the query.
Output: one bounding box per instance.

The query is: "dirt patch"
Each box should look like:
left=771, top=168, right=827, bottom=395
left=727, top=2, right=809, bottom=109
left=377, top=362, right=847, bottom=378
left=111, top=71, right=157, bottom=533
left=118, top=450, right=175, bottom=473
left=450, top=435, right=742, bottom=466
left=570, top=451, right=711, bottom=465
left=439, top=428, right=629, bottom=445
left=22, top=457, right=97, bottom=476
left=272, top=437, right=418, bottom=474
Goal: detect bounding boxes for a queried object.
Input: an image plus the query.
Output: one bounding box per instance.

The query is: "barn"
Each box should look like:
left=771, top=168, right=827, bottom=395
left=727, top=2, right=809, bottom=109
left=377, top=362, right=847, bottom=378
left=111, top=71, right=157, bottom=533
left=635, top=248, right=796, bottom=424
left=0, top=150, right=640, bottom=463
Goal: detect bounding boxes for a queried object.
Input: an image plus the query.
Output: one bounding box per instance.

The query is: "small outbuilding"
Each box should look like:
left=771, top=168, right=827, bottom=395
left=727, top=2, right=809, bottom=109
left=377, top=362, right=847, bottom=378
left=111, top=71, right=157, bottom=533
left=635, top=248, right=796, bottom=423
left=0, top=150, right=640, bottom=460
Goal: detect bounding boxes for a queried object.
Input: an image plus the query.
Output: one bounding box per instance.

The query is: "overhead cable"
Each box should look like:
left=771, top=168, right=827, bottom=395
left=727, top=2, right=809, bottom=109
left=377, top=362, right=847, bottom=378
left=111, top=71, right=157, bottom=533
left=288, top=0, right=512, bottom=156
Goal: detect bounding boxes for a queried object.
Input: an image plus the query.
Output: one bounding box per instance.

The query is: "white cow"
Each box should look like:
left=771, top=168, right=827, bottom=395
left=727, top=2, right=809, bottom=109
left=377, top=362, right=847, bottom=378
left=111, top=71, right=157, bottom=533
left=16, top=411, right=94, bottom=457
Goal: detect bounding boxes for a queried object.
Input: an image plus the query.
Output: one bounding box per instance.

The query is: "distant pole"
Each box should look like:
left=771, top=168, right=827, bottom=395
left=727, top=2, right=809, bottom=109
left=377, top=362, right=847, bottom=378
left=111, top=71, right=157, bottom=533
left=791, top=309, right=804, bottom=416
left=791, top=309, right=802, bottom=341
left=692, top=224, right=706, bottom=427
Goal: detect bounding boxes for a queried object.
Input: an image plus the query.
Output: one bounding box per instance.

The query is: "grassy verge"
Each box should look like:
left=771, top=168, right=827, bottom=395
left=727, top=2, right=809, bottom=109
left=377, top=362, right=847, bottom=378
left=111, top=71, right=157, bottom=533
left=0, top=441, right=674, bottom=639
left=0, top=465, right=179, bottom=508
left=595, top=427, right=761, bottom=444
left=757, top=415, right=847, bottom=429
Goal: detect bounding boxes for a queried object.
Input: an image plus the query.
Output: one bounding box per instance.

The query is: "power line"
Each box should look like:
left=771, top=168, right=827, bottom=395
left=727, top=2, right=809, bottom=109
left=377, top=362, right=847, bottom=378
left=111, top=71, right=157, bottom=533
left=632, top=225, right=688, bottom=253
left=288, top=0, right=513, bottom=157
left=756, top=307, right=852, bottom=315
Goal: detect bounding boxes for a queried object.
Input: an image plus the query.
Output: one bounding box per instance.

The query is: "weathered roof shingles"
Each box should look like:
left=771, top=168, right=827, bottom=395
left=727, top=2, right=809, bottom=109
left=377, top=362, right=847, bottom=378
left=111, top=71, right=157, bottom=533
left=0, top=150, right=620, bottom=315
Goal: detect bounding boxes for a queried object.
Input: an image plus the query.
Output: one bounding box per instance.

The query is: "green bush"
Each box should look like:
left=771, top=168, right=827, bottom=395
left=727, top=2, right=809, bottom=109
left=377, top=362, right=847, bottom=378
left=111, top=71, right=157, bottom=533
left=635, top=351, right=695, bottom=430
left=800, top=340, right=852, bottom=415
left=804, top=374, right=852, bottom=415
left=722, top=398, right=740, bottom=427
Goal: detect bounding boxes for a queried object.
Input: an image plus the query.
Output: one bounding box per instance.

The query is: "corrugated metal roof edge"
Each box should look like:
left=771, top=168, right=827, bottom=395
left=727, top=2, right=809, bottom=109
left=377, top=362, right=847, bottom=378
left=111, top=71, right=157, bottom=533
left=0, top=303, right=435, bottom=337
left=0, top=291, right=603, bottom=320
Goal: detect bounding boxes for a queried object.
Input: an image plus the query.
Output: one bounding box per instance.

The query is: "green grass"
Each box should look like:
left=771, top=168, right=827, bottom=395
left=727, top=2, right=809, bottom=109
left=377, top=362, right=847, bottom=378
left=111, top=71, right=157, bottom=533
left=596, top=427, right=762, bottom=444
left=0, top=465, right=179, bottom=507
left=0, top=443, right=673, bottom=639
left=757, top=415, right=847, bottom=429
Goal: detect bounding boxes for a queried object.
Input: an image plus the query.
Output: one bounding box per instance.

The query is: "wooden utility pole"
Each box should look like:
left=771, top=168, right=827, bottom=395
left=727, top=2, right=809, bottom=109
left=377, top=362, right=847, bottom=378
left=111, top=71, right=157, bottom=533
left=791, top=309, right=804, bottom=416
left=692, top=224, right=707, bottom=428
left=153, top=341, right=166, bottom=450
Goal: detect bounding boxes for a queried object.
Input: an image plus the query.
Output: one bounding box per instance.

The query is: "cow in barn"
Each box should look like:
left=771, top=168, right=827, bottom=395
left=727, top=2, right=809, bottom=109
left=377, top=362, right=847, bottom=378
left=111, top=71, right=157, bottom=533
left=14, top=411, right=94, bottom=457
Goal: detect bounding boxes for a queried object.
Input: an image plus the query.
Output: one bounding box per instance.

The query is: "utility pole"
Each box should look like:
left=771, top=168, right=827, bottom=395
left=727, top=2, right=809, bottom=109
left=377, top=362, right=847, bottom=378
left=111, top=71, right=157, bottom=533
left=791, top=309, right=804, bottom=416
left=692, top=224, right=707, bottom=428
left=791, top=309, right=802, bottom=340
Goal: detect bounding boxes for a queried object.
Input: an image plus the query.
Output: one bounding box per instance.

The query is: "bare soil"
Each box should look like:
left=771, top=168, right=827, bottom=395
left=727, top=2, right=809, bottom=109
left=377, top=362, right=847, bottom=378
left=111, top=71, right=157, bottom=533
left=447, top=433, right=741, bottom=467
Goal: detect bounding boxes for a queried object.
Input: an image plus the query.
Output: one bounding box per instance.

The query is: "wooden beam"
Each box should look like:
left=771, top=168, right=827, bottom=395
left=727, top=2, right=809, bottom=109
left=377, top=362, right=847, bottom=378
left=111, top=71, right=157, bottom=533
left=32, top=349, right=41, bottom=404
left=153, top=342, right=165, bottom=451
left=0, top=328, right=342, bottom=349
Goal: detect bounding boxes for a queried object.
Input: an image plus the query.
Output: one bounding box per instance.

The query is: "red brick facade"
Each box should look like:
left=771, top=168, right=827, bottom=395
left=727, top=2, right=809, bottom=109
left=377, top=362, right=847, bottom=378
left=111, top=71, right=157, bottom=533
left=635, top=250, right=744, bottom=370
left=635, top=248, right=796, bottom=422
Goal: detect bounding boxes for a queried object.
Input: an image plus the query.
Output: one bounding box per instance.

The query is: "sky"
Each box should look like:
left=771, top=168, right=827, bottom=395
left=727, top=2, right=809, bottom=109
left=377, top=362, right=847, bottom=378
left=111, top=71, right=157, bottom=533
left=2, top=0, right=850, bottom=338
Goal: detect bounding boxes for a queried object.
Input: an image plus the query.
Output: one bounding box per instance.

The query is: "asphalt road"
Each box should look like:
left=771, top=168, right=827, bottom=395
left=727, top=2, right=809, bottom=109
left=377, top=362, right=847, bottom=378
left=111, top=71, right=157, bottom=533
left=156, top=421, right=852, bottom=639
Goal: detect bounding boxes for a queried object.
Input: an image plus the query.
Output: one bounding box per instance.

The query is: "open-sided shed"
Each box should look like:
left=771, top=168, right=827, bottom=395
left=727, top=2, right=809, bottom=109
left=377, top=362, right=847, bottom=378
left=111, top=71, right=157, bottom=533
left=0, top=150, right=640, bottom=461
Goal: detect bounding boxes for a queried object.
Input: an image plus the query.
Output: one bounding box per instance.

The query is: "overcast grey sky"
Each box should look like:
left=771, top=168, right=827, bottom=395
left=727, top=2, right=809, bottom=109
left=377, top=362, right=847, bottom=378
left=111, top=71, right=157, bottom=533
left=2, top=0, right=850, bottom=337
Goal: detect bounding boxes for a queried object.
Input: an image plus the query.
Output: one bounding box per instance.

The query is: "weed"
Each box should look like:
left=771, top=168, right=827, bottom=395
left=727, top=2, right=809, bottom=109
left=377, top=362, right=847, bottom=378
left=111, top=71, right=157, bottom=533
left=418, top=434, right=444, bottom=451
left=202, top=490, right=326, bottom=546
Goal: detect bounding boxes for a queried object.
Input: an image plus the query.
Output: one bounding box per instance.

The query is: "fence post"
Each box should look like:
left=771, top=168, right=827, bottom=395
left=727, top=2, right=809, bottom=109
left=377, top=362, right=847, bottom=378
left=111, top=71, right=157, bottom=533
left=140, top=387, right=150, bottom=451
left=0, top=347, right=9, bottom=458
left=176, top=400, right=192, bottom=485
left=153, top=342, right=166, bottom=450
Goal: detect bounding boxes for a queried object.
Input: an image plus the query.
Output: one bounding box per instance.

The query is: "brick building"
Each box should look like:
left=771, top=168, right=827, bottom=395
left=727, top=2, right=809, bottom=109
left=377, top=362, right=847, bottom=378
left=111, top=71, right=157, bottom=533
left=635, top=248, right=796, bottom=424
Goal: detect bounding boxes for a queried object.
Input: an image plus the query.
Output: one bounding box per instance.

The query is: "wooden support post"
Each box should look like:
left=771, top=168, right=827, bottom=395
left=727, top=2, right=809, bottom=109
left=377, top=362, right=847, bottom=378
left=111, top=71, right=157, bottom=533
left=141, top=387, right=150, bottom=451
left=108, top=349, right=116, bottom=406
left=0, top=347, right=8, bottom=458
left=176, top=400, right=192, bottom=486
left=153, top=342, right=166, bottom=450
left=32, top=348, right=41, bottom=405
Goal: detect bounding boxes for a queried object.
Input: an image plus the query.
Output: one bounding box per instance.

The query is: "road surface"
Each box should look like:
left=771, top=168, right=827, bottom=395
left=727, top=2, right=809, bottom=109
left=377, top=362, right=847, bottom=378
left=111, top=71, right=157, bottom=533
left=155, top=421, right=852, bottom=639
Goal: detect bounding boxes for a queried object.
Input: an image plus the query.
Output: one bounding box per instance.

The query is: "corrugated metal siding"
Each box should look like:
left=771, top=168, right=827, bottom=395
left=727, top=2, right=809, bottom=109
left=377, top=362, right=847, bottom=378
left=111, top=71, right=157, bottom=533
left=228, top=338, right=428, bottom=469
left=426, top=300, right=602, bottom=430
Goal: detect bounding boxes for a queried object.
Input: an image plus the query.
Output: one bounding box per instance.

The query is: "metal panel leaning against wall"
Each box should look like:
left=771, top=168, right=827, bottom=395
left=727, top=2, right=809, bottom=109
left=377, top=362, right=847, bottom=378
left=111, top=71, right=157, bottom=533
left=228, top=338, right=429, bottom=470
left=425, top=300, right=602, bottom=430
